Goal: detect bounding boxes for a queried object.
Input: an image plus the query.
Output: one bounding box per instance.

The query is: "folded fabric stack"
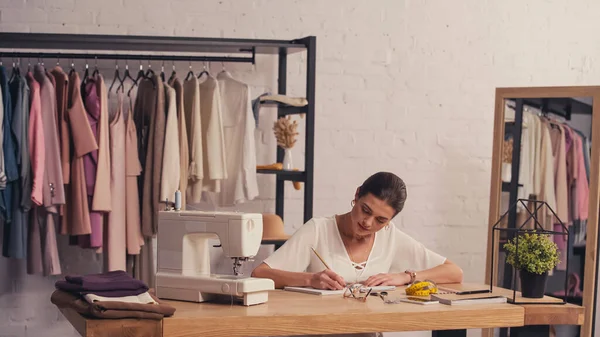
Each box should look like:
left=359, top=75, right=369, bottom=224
left=51, top=270, right=175, bottom=320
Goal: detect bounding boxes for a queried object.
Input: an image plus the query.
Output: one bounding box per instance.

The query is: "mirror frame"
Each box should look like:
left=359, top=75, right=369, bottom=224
left=485, top=86, right=600, bottom=337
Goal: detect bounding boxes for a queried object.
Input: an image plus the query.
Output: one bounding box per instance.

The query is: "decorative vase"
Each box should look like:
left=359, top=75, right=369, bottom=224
left=519, top=269, right=548, bottom=298
left=283, top=148, right=293, bottom=170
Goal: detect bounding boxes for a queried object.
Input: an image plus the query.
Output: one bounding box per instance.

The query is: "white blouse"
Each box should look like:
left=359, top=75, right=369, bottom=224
left=263, top=216, right=447, bottom=284
left=210, top=71, right=258, bottom=206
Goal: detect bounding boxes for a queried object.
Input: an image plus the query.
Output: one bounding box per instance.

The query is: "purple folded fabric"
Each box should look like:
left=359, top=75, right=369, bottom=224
left=55, top=270, right=149, bottom=297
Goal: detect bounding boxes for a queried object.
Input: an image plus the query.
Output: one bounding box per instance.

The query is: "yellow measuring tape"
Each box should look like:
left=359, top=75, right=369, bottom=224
left=405, top=280, right=438, bottom=296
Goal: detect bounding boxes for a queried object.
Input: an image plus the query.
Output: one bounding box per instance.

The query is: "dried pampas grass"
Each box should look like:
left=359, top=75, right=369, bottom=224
left=273, top=116, right=299, bottom=149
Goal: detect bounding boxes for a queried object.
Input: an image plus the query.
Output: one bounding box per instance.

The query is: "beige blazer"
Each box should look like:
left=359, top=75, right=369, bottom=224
left=171, top=78, right=189, bottom=209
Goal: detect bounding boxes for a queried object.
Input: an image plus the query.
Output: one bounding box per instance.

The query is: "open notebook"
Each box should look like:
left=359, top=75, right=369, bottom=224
left=284, top=285, right=396, bottom=296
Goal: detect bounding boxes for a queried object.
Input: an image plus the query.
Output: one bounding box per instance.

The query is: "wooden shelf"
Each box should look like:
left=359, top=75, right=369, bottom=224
left=260, top=100, right=307, bottom=116
left=257, top=169, right=305, bottom=182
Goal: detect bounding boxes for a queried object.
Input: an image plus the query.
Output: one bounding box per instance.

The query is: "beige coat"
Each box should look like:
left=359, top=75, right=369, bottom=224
left=183, top=77, right=203, bottom=203
left=160, top=83, right=180, bottom=204
left=92, top=74, right=112, bottom=213
left=170, top=78, right=189, bottom=209
left=106, top=93, right=127, bottom=271
left=125, top=98, right=144, bottom=255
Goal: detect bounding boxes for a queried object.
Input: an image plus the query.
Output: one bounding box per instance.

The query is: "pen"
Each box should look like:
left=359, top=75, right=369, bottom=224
left=311, top=247, right=331, bottom=270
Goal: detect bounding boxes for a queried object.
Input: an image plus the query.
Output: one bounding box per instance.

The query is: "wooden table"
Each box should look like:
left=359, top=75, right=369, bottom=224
left=55, top=284, right=584, bottom=337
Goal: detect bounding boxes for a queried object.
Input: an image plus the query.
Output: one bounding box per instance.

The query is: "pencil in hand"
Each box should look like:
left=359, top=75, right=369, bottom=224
left=311, top=247, right=331, bottom=270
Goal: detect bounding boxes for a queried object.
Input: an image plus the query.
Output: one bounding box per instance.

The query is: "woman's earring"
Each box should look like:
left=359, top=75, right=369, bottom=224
left=351, top=200, right=355, bottom=207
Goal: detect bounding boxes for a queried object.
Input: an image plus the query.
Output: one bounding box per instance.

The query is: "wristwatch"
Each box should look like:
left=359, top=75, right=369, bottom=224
left=405, top=270, right=417, bottom=284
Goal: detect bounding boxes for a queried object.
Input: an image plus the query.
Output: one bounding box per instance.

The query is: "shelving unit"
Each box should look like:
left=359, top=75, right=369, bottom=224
left=256, top=42, right=316, bottom=238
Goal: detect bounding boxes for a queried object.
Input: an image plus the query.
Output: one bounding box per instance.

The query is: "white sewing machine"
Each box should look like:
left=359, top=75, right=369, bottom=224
left=155, top=210, right=275, bottom=306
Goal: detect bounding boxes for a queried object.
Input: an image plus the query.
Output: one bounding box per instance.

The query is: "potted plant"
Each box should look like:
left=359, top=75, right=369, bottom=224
left=503, top=232, right=560, bottom=298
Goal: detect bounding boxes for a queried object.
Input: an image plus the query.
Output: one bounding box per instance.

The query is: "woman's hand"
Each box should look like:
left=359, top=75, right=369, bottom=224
left=310, top=269, right=346, bottom=290
left=363, top=273, right=411, bottom=287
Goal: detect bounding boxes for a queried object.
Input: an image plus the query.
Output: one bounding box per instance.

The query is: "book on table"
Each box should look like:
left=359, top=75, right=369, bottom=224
left=430, top=292, right=507, bottom=305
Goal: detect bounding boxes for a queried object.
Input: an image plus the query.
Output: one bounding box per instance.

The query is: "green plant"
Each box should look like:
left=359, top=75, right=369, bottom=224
left=503, top=232, right=560, bottom=275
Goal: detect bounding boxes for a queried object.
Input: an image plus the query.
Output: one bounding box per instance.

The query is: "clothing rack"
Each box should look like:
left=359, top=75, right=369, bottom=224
left=0, top=32, right=316, bottom=243
left=500, top=97, right=592, bottom=337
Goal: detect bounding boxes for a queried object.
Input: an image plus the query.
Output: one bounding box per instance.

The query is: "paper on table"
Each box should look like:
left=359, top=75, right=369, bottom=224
left=284, top=285, right=396, bottom=296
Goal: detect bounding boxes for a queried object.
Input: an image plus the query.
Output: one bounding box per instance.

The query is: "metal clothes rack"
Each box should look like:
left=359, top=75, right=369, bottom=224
left=500, top=97, right=592, bottom=337
left=0, top=32, right=316, bottom=244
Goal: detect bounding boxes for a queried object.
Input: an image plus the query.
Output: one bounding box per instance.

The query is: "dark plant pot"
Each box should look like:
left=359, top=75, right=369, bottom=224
left=519, top=269, right=548, bottom=298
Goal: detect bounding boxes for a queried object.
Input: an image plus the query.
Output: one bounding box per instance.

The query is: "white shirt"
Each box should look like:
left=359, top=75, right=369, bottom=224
left=263, top=216, right=447, bottom=284
left=199, top=75, right=227, bottom=193
left=207, top=71, right=258, bottom=206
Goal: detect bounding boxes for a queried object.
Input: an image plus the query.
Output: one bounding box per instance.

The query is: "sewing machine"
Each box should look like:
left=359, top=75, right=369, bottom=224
left=155, top=210, right=275, bottom=306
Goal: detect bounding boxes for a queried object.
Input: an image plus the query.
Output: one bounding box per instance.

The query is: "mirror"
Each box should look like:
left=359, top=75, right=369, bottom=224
left=484, top=87, right=600, bottom=337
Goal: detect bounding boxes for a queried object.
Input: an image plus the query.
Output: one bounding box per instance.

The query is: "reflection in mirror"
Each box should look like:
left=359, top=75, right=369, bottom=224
left=495, top=96, right=593, bottom=336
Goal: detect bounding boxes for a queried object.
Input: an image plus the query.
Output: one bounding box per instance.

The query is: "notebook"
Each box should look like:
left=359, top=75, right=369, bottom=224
left=284, top=285, right=396, bottom=296
left=430, top=293, right=507, bottom=305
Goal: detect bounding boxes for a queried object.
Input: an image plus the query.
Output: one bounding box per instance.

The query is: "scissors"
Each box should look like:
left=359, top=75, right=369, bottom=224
left=370, top=291, right=402, bottom=304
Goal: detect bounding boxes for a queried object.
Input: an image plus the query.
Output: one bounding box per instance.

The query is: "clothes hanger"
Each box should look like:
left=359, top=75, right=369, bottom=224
left=108, top=61, right=122, bottom=95
left=168, top=61, right=177, bottom=84
left=185, top=60, right=194, bottom=81
left=127, top=62, right=146, bottom=97
left=91, top=56, right=100, bottom=77
left=197, top=62, right=209, bottom=80
left=145, top=59, right=155, bottom=77
left=9, top=58, right=20, bottom=82
left=68, top=58, right=76, bottom=77
left=160, top=60, right=165, bottom=82
left=119, top=63, right=138, bottom=97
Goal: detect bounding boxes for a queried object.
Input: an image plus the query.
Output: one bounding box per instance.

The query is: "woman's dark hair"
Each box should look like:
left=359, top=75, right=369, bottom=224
left=357, top=172, right=407, bottom=216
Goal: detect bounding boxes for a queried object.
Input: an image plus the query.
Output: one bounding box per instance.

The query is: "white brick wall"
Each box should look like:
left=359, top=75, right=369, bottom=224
left=1, top=0, right=599, bottom=336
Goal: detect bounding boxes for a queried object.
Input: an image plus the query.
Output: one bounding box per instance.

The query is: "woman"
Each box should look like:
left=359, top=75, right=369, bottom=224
left=252, top=171, right=463, bottom=291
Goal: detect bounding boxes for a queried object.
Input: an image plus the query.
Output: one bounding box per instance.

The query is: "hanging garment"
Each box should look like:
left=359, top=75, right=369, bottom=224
left=50, top=67, right=72, bottom=237
left=563, top=126, right=575, bottom=225
left=183, top=76, right=203, bottom=203
left=170, top=78, right=188, bottom=209
left=65, top=71, right=97, bottom=238
left=139, top=74, right=165, bottom=237
left=214, top=71, right=259, bottom=206
left=548, top=122, right=568, bottom=223
left=0, top=66, right=18, bottom=224
left=132, top=76, right=155, bottom=237
left=32, top=64, right=65, bottom=275
left=3, top=74, right=31, bottom=259
left=50, top=67, right=71, bottom=184
left=133, top=75, right=164, bottom=237
left=27, top=72, right=45, bottom=207
left=125, top=97, right=143, bottom=255
left=25, top=73, right=44, bottom=275
left=199, top=74, right=227, bottom=193
left=574, top=133, right=589, bottom=221
left=33, top=64, right=65, bottom=209
left=537, top=119, right=557, bottom=230
left=91, top=74, right=112, bottom=214
left=106, top=92, right=127, bottom=271
left=0, top=69, right=5, bottom=191
left=79, top=78, right=102, bottom=249
left=159, top=82, right=180, bottom=204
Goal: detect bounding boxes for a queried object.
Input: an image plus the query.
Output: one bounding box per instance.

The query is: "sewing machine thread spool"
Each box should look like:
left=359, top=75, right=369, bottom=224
left=174, top=190, right=181, bottom=210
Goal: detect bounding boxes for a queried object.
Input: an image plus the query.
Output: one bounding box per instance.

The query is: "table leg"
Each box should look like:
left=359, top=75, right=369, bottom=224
left=510, top=325, right=550, bottom=337
left=432, top=329, right=467, bottom=337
